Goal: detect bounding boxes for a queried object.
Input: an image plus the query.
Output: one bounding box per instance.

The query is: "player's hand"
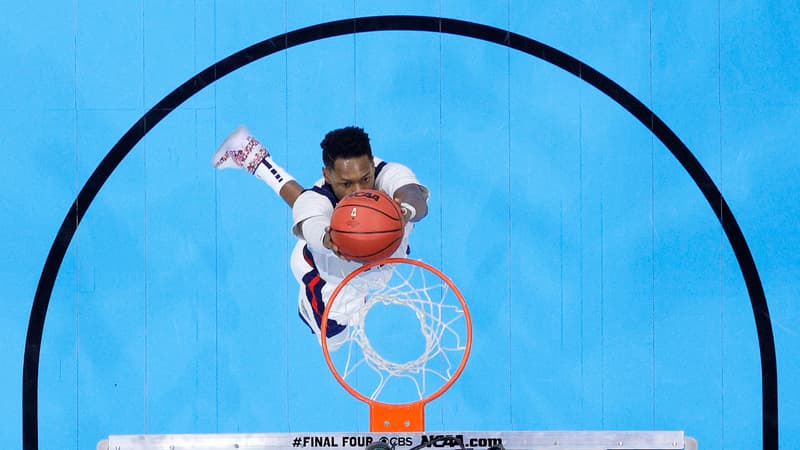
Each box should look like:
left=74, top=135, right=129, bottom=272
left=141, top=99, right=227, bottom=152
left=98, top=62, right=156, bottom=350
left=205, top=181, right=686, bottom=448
left=393, top=184, right=428, bottom=223
left=394, top=198, right=412, bottom=224
left=323, top=226, right=351, bottom=261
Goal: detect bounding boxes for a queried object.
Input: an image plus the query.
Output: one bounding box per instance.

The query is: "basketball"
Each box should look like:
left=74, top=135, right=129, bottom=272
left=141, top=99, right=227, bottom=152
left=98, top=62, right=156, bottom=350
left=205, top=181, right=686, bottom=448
left=329, top=190, right=405, bottom=263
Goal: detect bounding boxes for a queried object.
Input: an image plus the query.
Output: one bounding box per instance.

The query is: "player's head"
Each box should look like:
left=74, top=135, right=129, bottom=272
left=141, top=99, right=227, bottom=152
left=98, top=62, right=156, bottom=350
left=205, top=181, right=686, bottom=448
left=321, top=126, right=376, bottom=200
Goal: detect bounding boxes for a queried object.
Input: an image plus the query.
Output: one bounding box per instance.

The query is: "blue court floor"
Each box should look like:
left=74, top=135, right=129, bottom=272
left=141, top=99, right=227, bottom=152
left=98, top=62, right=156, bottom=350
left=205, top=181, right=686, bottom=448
left=2, top=2, right=799, bottom=449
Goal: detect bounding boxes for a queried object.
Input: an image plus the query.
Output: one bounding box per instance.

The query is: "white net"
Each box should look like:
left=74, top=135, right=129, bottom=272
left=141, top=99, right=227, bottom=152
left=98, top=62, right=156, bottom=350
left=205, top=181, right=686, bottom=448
left=324, top=260, right=471, bottom=404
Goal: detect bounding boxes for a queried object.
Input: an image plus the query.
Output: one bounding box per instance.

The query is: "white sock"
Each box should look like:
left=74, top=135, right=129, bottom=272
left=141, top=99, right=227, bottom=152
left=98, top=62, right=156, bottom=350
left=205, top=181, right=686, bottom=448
left=254, top=157, right=295, bottom=195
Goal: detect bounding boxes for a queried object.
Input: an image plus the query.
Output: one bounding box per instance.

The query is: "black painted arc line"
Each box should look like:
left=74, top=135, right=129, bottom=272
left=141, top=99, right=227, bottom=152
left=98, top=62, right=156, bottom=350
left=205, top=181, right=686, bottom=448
left=23, top=15, right=777, bottom=450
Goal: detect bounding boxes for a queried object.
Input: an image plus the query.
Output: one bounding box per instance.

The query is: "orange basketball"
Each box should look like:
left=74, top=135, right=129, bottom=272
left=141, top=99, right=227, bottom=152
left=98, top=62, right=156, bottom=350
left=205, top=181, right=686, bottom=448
left=329, top=189, right=405, bottom=263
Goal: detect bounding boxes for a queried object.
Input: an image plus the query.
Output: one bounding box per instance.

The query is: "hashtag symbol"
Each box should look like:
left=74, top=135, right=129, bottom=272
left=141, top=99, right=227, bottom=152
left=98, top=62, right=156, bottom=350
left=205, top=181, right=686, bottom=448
left=293, top=437, right=302, bottom=447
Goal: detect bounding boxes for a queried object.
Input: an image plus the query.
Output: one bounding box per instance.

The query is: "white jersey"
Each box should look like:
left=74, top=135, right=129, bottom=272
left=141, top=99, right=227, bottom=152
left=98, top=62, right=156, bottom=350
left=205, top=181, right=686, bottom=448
left=289, top=157, right=425, bottom=345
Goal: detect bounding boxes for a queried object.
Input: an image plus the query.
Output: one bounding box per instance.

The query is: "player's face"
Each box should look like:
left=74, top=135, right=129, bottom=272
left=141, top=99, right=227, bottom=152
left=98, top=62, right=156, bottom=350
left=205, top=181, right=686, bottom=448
left=323, top=155, right=376, bottom=200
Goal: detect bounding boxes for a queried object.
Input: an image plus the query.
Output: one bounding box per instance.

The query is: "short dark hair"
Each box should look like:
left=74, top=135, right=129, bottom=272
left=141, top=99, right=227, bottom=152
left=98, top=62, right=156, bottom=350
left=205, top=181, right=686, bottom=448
left=320, top=126, right=372, bottom=168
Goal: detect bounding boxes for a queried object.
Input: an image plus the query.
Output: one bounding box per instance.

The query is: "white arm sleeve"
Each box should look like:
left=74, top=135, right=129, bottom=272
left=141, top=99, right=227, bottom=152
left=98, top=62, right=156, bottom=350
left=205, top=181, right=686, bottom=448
left=291, top=189, right=334, bottom=239
left=301, top=215, right=330, bottom=254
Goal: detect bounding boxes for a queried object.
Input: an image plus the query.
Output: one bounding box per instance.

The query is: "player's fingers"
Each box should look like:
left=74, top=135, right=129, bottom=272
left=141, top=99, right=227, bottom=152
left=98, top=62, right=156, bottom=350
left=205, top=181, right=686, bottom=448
left=331, top=245, right=347, bottom=261
left=326, top=238, right=349, bottom=261
left=323, top=226, right=334, bottom=249
left=394, top=198, right=414, bottom=223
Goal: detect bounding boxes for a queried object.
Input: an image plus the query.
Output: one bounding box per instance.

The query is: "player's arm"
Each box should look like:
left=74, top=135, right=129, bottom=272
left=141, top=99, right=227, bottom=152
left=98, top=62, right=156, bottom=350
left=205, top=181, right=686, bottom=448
left=279, top=181, right=304, bottom=207
left=393, top=183, right=429, bottom=223
left=292, top=192, right=349, bottom=259
left=376, top=160, right=430, bottom=223
left=297, top=217, right=350, bottom=260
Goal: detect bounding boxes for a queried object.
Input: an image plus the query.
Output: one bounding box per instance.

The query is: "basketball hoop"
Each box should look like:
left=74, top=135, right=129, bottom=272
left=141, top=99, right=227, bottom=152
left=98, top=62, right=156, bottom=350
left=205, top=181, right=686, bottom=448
left=321, top=258, right=472, bottom=432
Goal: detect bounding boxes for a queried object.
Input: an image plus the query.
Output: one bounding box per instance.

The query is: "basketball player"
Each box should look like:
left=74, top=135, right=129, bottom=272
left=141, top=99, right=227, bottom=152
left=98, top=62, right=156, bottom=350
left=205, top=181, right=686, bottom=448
left=212, top=125, right=429, bottom=348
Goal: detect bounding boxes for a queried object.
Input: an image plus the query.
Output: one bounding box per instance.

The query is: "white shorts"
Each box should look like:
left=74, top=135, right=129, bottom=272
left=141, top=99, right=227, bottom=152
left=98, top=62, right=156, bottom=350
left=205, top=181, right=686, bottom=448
left=290, top=241, right=367, bottom=349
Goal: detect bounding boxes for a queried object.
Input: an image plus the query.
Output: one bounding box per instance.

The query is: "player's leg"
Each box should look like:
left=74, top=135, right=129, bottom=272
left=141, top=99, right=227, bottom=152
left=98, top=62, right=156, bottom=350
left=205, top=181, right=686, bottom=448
left=291, top=241, right=318, bottom=332
left=290, top=241, right=348, bottom=350
left=212, top=125, right=303, bottom=206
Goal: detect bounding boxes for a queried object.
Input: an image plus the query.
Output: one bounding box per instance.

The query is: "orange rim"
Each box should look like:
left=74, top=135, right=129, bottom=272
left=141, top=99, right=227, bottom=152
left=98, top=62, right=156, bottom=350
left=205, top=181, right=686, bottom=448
left=320, top=258, right=472, bottom=431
